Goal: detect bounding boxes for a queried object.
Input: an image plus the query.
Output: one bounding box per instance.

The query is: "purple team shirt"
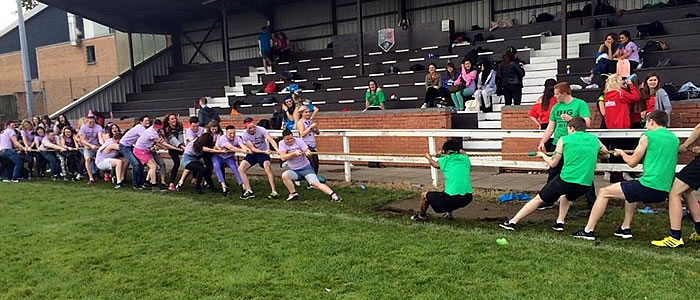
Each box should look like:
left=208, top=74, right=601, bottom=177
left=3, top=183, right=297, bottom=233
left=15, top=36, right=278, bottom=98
left=184, top=139, right=197, bottom=156
left=79, top=124, right=103, bottom=146
left=134, top=127, right=160, bottom=150
left=216, top=135, right=243, bottom=159
left=40, top=135, right=57, bottom=151
left=185, top=127, right=203, bottom=142
left=279, top=137, right=310, bottom=170
left=21, top=130, right=35, bottom=146
left=300, top=119, right=316, bottom=148
left=624, top=41, right=640, bottom=63
left=0, top=129, right=16, bottom=150
left=241, top=126, right=270, bottom=151
left=96, top=139, right=119, bottom=164
left=119, top=124, right=146, bottom=147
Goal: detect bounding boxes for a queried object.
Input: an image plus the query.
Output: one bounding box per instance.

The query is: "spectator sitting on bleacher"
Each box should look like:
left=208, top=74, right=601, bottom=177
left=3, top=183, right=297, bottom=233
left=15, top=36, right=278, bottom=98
left=450, top=58, right=477, bottom=111
left=639, top=73, right=672, bottom=125
left=581, top=33, right=619, bottom=85
left=272, top=32, right=291, bottom=62
left=364, top=80, right=385, bottom=111
left=496, top=47, right=526, bottom=106
left=528, top=79, right=558, bottom=131
left=422, top=63, right=442, bottom=109
left=281, top=90, right=319, bottom=130
left=612, top=31, right=641, bottom=76
left=474, top=60, right=497, bottom=113
left=440, top=63, right=459, bottom=107
left=198, top=97, right=221, bottom=126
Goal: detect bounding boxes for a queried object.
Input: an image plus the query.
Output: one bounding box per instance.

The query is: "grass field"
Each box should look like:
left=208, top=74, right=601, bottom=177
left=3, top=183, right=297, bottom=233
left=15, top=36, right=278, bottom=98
left=1, top=178, right=699, bottom=299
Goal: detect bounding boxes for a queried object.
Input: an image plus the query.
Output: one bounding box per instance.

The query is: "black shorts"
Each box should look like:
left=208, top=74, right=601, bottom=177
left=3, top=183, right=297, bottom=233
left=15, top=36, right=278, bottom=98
left=539, top=176, right=591, bottom=205
left=621, top=180, right=669, bottom=204
left=426, top=192, right=472, bottom=213
left=244, top=153, right=271, bottom=168
left=677, top=157, right=700, bottom=190
left=261, top=51, right=272, bottom=61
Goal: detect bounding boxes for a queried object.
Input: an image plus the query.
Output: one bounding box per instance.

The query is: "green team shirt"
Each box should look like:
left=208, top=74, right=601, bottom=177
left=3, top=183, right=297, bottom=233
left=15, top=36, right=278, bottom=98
left=365, top=90, right=386, bottom=107
left=639, top=127, right=679, bottom=192
left=560, top=131, right=601, bottom=186
left=438, top=153, right=472, bottom=195
left=549, top=98, right=591, bottom=143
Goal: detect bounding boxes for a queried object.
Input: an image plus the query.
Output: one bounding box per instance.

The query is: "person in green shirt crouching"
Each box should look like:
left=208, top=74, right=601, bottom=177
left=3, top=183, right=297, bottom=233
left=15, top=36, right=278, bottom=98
left=500, top=117, right=609, bottom=232
left=364, top=80, right=386, bottom=111
left=573, top=110, right=679, bottom=241
left=411, top=139, right=472, bottom=221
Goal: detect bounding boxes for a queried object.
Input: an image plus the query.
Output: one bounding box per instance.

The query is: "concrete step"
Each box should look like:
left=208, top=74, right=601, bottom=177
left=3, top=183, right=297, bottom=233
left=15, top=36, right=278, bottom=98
left=530, top=56, right=558, bottom=64
left=478, top=112, right=501, bottom=121
left=531, top=48, right=579, bottom=58
left=463, top=140, right=502, bottom=150
left=543, top=33, right=590, bottom=43
left=523, top=69, right=557, bottom=79
left=540, top=43, right=585, bottom=50
left=478, top=120, right=501, bottom=129
left=524, top=62, right=557, bottom=71
left=522, top=93, right=541, bottom=103
left=523, top=85, right=545, bottom=94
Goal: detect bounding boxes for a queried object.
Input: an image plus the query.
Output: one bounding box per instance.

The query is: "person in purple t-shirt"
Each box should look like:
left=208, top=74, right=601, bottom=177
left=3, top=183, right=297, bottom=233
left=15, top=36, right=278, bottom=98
left=296, top=106, right=320, bottom=175
left=119, top=116, right=150, bottom=189
left=133, top=119, right=180, bottom=192
left=78, top=116, right=104, bottom=184
left=278, top=129, right=342, bottom=202
left=213, top=125, right=251, bottom=196
left=239, top=117, right=280, bottom=199
left=0, top=121, right=25, bottom=182
left=96, top=132, right=128, bottom=189
left=615, top=31, right=640, bottom=70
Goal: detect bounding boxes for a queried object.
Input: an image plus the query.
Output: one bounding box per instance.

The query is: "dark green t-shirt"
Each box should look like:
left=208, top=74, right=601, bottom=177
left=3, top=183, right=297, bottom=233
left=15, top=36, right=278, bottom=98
left=365, top=90, right=386, bottom=107
left=639, top=128, right=679, bottom=192
left=438, top=153, right=472, bottom=195
left=560, top=131, right=601, bottom=186
left=549, top=98, right=591, bottom=143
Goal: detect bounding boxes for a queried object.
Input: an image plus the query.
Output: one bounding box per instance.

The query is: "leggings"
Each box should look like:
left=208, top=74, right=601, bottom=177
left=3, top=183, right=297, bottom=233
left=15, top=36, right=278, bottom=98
left=168, top=149, right=181, bottom=184
left=212, top=155, right=243, bottom=184
left=185, top=160, right=213, bottom=189
left=450, top=88, right=475, bottom=110
left=308, top=147, right=320, bottom=174
left=502, top=86, right=522, bottom=105
left=424, top=87, right=442, bottom=107
left=61, top=151, right=83, bottom=176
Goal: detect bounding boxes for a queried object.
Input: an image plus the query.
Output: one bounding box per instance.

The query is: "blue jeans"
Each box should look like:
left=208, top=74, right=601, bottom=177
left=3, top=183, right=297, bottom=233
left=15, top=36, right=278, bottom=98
left=41, top=152, right=61, bottom=177
left=120, top=144, right=143, bottom=187
left=0, top=149, right=23, bottom=180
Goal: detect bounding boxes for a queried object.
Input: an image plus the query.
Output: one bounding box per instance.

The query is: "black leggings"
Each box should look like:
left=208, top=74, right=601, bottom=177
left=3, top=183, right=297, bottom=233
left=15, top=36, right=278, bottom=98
left=502, top=86, right=522, bottom=105
left=309, top=147, right=320, bottom=174
left=185, top=161, right=213, bottom=189
left=424, top=87, right=442, bottom=107
left=62, top=151, right=83, bottom=176
left=168, top=149, right=181, bottom=184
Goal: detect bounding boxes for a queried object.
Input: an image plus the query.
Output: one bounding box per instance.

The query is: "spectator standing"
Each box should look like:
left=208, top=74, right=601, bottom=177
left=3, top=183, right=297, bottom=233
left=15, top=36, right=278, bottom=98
left=528, top=79, right=558, bottom=130
left=497, top=48, right=526, bottom=105
left=364, top=80, right=386, bottom=111
left=474, top=61, right=497, bottom=113
left=198, top=97, right=221, bottom=126
left=451, top=58, right=477, bottom=111
left=603, top=74, right=639, bottom=183
left=258, top=27, right=273, bottom=73
left=422, top=63, right=443, bottom=109
left=639, top=73, right=672, bottom=126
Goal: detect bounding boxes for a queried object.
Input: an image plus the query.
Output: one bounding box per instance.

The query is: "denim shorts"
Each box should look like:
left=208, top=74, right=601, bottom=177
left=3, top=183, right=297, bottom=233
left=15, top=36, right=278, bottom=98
left=285, top=165, right=319, bottom=184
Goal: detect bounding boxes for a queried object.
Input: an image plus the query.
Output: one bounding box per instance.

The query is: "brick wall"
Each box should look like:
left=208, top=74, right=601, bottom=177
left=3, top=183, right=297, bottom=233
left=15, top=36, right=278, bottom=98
left=501, top=100, right=700, bottom=164
left=111, top=110, right=452, bottom=164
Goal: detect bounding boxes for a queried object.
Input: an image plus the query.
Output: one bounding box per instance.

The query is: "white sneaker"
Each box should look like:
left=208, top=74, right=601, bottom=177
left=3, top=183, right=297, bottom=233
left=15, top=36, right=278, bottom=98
left=420, top=104, right=428, bottom=109
left=623, top=172, right=634, bottom=181
left=580, top=75, right=592, bottom=85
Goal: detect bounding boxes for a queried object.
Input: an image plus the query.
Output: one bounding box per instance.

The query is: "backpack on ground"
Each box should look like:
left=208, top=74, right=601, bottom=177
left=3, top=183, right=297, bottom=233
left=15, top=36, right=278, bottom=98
left=594, top=0, right=616, bottom=15
left=264, top=81, right=277, bottom=94
left=270, top=111, right=283, bottom=129
left=662, top=83, right=678, bottom=100
left=536, top=13, right=554, bottom=23
left=257, top=119, right=271, bottom=129
left=636, top=20, right=665, bottom=38
left=641, top=40, right=668, bottom=52
left=409, top=64, right=425, bottom=72
left=281, top=71, right=295, bottom=81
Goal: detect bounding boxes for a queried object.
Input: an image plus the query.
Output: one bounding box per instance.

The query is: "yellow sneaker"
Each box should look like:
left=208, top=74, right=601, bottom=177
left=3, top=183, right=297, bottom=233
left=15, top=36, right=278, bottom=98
left=651, top=236, right=685, bottom=248
left=689, top=232, right=700, bottom=242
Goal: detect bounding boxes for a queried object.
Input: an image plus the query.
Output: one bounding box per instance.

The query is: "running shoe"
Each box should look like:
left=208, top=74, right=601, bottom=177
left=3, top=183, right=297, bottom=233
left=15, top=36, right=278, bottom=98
left=688, top=232, right=700, bottom=242
left=222, top=187, right=230, bottom=197
left=286, top=193, right=299, bottom=201
left=499, top=221, right=518, bottom=231
left=651, top=236, right=685, bottom=248
left=613, top=227, right=633, bottom=239
left=552, top=222, right=565, bottom=232
left=240, top=190, right=255, bottom=200
left=410, top=213, right=427, bottom=221
left=330, top=192, right=342, bottom=202
left=442, top=212, right=454, bottom=219
left=168, top=183, right=176, bottom=191
left=268, top=191, right=279, bottom=199
left=572, top=229, right=596, bottom=241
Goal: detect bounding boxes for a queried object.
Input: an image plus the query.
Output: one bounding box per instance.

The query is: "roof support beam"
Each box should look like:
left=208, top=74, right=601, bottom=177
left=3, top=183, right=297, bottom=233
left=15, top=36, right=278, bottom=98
left=561, top=0, right=568, bottom=59
left=356, top=0, right=364, bottom=76
left=183, top=19, right=219, bottom=64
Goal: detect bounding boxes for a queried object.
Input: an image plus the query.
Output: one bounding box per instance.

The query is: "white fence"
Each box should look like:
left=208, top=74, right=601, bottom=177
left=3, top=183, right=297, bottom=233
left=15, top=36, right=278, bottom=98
left=255, top=128, right=694, bottom=187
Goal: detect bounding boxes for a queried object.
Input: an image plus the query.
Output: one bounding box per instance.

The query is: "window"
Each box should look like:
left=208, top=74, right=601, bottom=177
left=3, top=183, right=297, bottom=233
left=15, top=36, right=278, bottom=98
left=86, top=45, right=96, bottom=64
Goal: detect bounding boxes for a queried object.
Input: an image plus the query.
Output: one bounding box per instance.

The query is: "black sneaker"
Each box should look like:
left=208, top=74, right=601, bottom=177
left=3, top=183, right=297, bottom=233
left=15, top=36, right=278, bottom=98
left=133, top=186, right=144, bottom=191
left=286, top=193, right=299, bottom=201
left=572, top=229, right=596, bottom=241
left=222, top=188, right=230, bottom=197
left=537, top=202, right=556, bottom=210
left=613, top=227, right=633, bottom=239
left=330, top=192, right=342, bottom=202
left=552, top=222, right=565, bottom=232
left=240, top=190, right=255, bottom=200
left=175, top=183, right=183, bottom=192
left=143, top=182, right=153, bottom=189
left=499, top=221, right=517, bottom=231
left=114, top=184, right=124, bottom=189
left=410, top=213, right=427, bottom=221
left=441, top=212, right=454, bottom=219
left=151, top=186, right=162, bottom=192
